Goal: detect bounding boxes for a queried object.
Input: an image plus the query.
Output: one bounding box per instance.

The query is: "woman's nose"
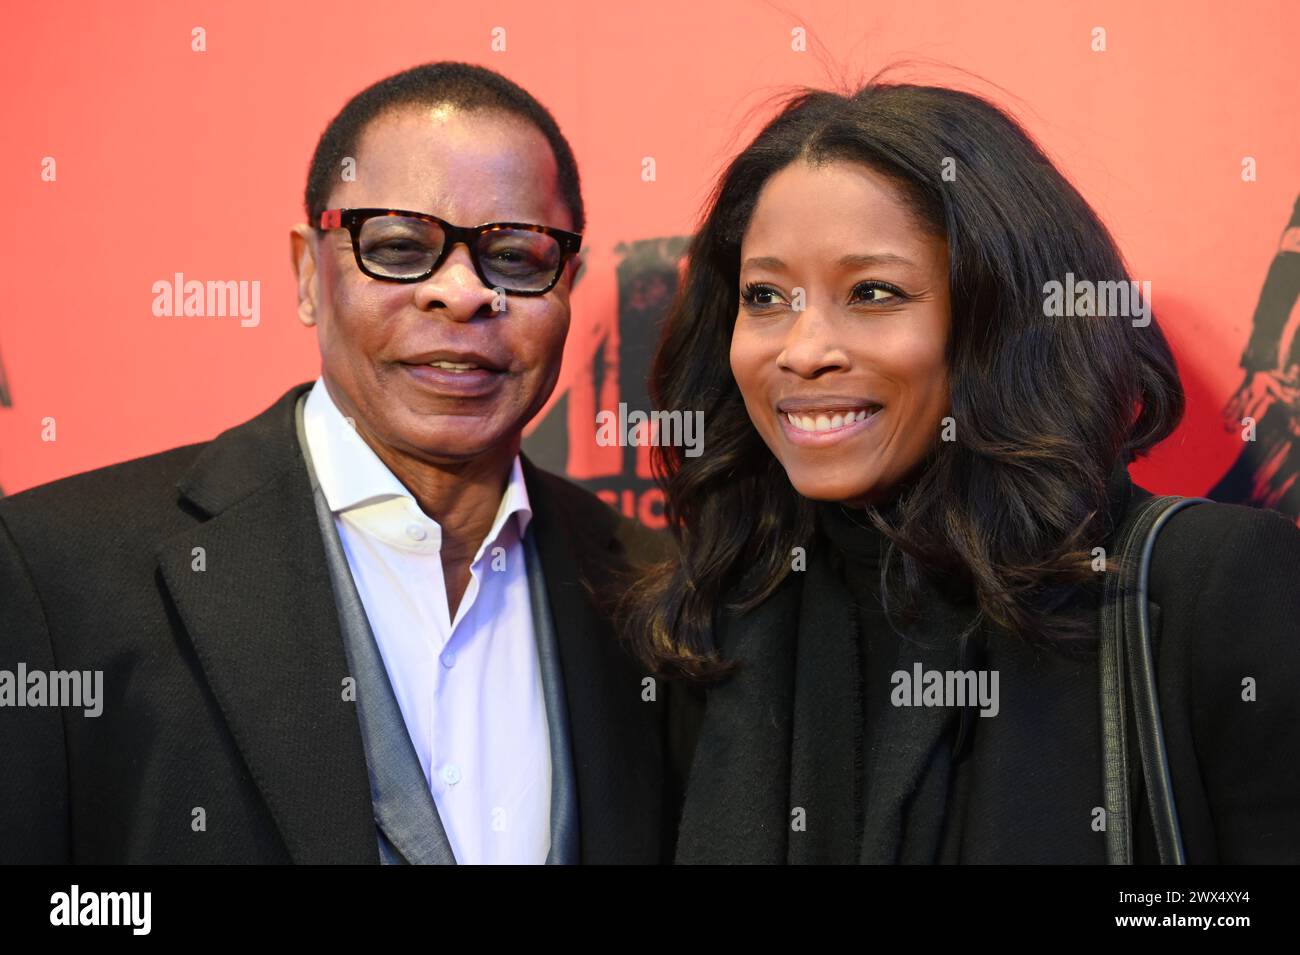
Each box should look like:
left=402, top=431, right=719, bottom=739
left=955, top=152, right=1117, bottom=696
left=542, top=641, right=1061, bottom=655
left=777, top=307, right=850, bottom=377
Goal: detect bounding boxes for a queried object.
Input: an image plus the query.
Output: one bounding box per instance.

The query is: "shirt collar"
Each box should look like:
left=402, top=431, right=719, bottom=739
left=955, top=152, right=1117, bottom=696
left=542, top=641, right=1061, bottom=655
left=302, top=376, right=532, bottom=555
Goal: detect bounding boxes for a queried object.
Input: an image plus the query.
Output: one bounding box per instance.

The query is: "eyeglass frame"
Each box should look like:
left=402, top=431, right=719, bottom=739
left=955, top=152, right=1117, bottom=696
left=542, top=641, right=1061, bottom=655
left=317, top=207, right=583, bottom=296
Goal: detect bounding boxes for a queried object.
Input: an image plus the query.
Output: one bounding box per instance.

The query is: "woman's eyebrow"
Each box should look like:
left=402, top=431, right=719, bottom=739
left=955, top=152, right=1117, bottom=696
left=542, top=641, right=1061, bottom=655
left=741, top=252, right=918, bottom=270
left=836, top=252, right=916, bottom=269
left=740, top=255, right=788, bottom=271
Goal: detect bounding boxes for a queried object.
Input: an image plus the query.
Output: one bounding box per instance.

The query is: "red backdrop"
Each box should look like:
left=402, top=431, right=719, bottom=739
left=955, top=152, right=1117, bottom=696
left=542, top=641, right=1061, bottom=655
left=3, top=0, right=1298, bottom=523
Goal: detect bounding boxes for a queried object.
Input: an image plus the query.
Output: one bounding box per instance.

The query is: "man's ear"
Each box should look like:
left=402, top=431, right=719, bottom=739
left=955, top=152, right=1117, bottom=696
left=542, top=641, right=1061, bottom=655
left=568, top=250, right=585, bottom=292
left=289, top=224, right=319, bottom=328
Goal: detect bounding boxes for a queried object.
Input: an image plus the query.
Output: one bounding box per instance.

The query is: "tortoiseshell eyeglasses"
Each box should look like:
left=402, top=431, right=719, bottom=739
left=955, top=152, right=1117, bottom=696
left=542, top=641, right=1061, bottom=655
left=318, top=207, right=582, bottom=296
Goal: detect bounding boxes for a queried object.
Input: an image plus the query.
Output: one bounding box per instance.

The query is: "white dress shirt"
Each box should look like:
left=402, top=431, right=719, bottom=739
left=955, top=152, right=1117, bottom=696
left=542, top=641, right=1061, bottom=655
left=302, top=377, right=551, bottom=864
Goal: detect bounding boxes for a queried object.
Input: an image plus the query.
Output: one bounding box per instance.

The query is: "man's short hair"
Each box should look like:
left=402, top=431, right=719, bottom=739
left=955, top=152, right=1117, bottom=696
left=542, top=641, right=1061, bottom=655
left=305, top=61, right=585, bottom=233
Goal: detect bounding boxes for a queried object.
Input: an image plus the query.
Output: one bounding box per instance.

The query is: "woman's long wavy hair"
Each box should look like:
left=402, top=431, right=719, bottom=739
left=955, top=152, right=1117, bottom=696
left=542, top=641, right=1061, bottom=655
left=620, top=80, right=1184, bottom=681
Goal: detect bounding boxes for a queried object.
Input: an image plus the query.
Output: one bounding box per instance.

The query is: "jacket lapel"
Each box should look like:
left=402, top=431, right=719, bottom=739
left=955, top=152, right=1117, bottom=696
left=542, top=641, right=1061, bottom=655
left=155, top=382, right=378, bottom=864
left=520, top=455, right=665, bottom=863
left=293, top=392, right=455, bottom=865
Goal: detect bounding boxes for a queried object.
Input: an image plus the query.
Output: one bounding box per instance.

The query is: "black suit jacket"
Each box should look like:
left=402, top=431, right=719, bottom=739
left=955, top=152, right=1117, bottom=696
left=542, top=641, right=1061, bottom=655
left=0, top=382, right=676, bottom=864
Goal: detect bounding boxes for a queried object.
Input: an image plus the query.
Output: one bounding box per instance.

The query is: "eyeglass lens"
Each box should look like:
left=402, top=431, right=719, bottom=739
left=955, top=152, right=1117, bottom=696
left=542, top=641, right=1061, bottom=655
left=357, top=215, right=563, bottom=291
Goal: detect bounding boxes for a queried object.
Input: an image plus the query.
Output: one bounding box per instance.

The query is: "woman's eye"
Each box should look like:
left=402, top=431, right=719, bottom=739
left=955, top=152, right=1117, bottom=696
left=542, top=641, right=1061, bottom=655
left=851, top=281, right=902, bottom=304
left=741, top=283, right=785, bottom=308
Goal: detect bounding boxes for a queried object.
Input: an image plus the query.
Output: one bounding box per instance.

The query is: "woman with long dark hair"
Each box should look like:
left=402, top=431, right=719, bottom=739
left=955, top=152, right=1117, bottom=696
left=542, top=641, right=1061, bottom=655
left=631, top=81, right=1300, bottom=863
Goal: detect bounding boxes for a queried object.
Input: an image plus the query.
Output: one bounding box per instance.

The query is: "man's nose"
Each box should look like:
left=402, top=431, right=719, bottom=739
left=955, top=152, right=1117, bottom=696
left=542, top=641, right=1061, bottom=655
left=412, top=243, right=499, bottom=320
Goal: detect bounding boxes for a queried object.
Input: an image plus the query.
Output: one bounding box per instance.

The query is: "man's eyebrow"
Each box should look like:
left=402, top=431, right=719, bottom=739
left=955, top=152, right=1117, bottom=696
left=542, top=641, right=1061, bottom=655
left=741, top=252, right=918, bottom=271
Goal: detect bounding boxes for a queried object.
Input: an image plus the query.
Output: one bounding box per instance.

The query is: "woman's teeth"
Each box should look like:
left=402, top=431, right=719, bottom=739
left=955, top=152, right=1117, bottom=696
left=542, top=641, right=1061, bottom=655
left=785, top=408, right=878, bottom=432
left=428, top=360, right=479, bottom=371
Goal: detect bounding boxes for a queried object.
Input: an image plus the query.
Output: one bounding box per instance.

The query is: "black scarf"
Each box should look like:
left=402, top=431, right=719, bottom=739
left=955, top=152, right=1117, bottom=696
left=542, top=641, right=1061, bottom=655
left=676, top=502, right=982, bottom=863
left=675, top=468, right=1135, bottom=864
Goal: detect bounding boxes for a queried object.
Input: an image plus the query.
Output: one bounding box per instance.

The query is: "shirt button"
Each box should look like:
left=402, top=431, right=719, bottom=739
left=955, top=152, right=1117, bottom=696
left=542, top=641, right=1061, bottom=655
left=441, top=765, right=461, bottom=786
left=406, top=524, right=428, bottom=541
left=440, top=651, right=456, bottom=668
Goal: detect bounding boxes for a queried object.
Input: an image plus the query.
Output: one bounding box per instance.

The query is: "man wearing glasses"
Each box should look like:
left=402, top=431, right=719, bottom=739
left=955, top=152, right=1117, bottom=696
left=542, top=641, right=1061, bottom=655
left=0, top=62, right=687, bottom=864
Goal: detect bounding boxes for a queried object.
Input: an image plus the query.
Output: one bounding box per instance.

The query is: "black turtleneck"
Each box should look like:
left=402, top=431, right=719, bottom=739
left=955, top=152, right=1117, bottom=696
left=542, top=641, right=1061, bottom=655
left=816, top=500, right=889, bottom=571
left=815, top=501, right=895, bottom=751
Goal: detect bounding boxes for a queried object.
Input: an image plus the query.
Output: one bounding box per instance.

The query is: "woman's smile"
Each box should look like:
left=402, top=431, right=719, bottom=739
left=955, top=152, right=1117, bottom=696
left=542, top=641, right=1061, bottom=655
left=776, top=400, right=884, bottom=447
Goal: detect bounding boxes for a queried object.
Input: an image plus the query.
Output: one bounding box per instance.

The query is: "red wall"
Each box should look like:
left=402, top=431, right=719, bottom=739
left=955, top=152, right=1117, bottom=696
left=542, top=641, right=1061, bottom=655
left=3, top=0, right=1298, bottom=515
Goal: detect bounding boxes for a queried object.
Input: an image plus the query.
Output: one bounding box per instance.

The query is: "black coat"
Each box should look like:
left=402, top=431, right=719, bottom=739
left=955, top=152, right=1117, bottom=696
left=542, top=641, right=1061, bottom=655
left=0, top=382, right=677, bottom=864
left=673, top=470, right=1300, bottom=863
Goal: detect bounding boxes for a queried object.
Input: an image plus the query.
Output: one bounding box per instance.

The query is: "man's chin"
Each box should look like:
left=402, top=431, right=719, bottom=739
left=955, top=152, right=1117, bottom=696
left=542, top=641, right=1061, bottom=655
left=392, top=417, right=520, bottom=466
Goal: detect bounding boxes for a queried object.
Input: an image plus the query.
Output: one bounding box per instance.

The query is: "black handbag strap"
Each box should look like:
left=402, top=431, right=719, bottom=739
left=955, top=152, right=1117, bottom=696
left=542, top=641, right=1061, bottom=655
left=1099, top=494, right=1210, bottom=865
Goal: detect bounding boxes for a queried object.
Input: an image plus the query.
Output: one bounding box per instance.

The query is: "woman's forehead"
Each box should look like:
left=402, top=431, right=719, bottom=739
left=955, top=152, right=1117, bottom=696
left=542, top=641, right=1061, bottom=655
left=741, top=161, right=944, bottom=269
